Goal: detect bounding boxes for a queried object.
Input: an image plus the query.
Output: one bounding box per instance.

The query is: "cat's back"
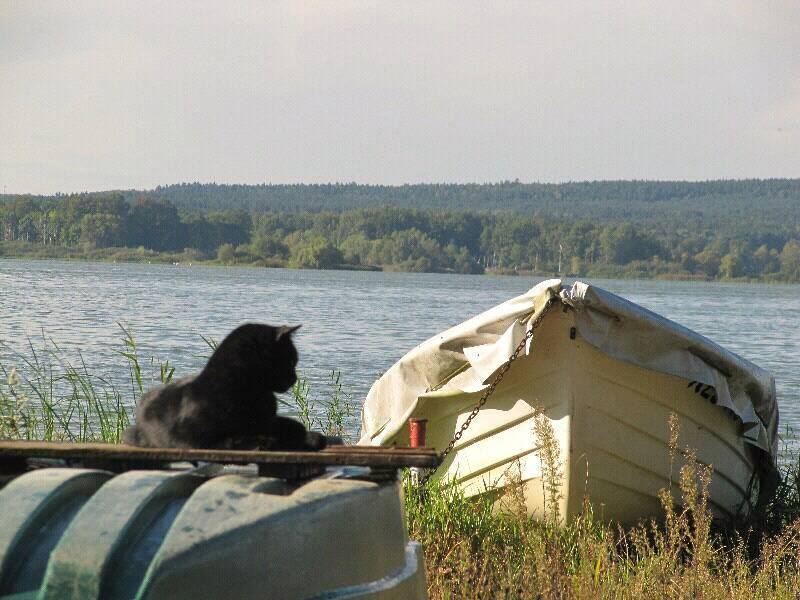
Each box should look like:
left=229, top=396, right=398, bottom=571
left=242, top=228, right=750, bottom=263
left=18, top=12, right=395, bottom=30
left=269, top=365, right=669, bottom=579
left=124, top=376, right=197, bottom=447
left=137, top=376, right=195, bottom=418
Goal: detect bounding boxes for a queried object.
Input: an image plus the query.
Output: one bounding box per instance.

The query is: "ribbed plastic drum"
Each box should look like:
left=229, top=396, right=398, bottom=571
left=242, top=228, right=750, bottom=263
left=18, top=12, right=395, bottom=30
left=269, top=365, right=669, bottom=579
left=0, top=468, right=426, bottom=600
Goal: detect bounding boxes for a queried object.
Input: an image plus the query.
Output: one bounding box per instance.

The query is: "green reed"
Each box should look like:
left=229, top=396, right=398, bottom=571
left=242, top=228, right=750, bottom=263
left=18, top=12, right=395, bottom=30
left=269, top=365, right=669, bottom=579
left=0, top=334, right=130, bottom=443
left=0, top=325, right=354, bottom=443
left=286, top=369, right=355, bottom=441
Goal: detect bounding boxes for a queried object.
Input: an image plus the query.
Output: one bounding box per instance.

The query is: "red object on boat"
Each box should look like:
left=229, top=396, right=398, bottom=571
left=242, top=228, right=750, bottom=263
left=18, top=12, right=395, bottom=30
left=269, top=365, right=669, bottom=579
left=408, top=419, right=428, bottom=448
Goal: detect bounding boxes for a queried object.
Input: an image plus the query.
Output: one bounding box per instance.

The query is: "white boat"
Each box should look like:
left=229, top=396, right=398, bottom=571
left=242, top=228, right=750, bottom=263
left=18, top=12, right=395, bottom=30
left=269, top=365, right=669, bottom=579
left=359, top=280, right=779, bottom=524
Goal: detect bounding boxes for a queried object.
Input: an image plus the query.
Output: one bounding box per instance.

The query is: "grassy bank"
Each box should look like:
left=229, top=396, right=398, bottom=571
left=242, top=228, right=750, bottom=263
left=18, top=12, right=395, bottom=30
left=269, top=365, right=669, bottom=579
left=2, top=333, right=800, bottom=598
left=404, top=437, right=800, bottom=598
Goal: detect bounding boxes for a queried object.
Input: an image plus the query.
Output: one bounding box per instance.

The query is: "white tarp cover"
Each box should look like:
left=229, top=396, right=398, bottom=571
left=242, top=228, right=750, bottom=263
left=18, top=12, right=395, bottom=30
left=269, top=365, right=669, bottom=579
left=358, top=279, right=778, bottom=468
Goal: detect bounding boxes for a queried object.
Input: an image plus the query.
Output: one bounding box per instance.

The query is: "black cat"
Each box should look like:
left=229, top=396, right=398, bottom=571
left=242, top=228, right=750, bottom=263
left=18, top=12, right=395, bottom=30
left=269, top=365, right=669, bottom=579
left=122, top=323, right=325, bottom=451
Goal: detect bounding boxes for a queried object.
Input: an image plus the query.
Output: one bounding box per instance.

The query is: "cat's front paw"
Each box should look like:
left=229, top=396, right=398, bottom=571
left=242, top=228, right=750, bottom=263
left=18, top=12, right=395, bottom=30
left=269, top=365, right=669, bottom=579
left=304, top=431, right=326, bottom=451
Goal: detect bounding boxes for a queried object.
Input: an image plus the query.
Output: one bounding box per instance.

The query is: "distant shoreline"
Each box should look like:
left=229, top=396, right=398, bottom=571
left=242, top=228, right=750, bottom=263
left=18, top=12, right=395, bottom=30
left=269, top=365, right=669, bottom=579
left=2, top=242, right=795, bottom=285
left=4, top=190, right=800, bottom=283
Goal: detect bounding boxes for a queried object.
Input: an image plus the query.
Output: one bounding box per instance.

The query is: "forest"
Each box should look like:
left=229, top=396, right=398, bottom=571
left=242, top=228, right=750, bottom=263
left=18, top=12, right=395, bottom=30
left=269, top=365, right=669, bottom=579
left=1, top=179, right=799, bottom=281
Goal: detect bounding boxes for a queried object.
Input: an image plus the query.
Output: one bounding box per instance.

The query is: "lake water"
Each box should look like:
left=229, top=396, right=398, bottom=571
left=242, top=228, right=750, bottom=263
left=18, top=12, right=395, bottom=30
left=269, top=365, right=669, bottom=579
left=1, top=258, right=798, bottom=451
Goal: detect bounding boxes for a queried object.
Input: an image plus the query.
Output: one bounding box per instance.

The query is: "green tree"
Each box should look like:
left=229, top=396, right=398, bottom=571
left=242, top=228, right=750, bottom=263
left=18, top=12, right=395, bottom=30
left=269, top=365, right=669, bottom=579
left=570, top=256, right=583, bottom=275
left=79, top=214, right=123, bottom=248
left=339, top=233, right=371, bottom=265
left=289, top=235, right=343, bottom=269
left=251, top=233, right=289, bottom=259
left=600, top=223, right=661, bottom=264
left=217, top=243, right=235, bottom=264
left=779, top=240, right=800, bottom=280
left=752, top=244, right=779, bottom=275
left=693, top=248, right=722, bottom=278
left=127, top=198, right=182, bottom=251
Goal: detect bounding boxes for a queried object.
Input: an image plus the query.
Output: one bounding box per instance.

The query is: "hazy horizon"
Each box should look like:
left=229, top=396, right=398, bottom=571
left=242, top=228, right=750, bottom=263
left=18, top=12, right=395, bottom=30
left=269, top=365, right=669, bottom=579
left=2, top=2, right=799, bottom=195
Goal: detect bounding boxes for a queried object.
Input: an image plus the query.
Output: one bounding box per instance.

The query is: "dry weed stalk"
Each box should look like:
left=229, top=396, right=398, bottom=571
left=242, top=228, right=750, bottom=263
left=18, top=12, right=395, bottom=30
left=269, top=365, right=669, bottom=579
left=532, top=408, right=563, bottom=523
left=502, top=460, right=529, bottom=521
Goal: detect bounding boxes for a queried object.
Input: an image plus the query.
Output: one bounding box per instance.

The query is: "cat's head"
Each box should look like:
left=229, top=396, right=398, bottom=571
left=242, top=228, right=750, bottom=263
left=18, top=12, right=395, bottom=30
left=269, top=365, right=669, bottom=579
left=270, top=324, right=301, bottom=392
left=212, top=322, right=301, bottom=393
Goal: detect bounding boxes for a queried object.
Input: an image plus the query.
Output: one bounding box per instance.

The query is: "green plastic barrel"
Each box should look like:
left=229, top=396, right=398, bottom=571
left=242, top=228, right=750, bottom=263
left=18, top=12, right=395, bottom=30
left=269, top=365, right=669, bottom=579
left=0, top=468, right=427, bottom=599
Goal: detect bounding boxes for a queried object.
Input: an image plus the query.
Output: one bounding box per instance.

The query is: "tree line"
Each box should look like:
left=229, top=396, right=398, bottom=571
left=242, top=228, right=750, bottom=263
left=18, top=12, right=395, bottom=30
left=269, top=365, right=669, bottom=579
left=6, top=179, right=800, bottom=235
left=1, top=193, right=799, bottom=281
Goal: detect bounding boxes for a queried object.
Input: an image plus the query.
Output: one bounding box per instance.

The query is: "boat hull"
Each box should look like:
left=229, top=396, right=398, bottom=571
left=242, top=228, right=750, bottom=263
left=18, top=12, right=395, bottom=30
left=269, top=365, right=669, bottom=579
left=388, top=308, right=759, bottom=525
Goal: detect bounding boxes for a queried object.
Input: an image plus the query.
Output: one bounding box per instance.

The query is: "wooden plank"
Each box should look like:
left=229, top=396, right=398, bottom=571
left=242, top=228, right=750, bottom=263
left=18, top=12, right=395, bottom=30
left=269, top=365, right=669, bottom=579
left=0, top=441, right=440, bottom=469
left=324, top=445, right=434, bottom=454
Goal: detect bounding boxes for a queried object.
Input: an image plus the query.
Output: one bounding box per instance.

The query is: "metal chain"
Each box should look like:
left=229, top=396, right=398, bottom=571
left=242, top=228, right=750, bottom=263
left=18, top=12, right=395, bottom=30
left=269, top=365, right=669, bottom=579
left=420, top=296, right=557, bottom=486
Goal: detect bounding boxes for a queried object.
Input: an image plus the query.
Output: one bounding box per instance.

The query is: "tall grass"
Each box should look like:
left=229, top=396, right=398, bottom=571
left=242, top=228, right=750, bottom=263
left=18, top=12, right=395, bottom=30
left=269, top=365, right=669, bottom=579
left=289, top=369, right=354, bottom=440
left=0, top=325, right=353, bottom=443
left=0, top=335, right=130, bottom=442
left=406, top=473, right=800, bottom=598
left=406, top=414, right=800, bottom=598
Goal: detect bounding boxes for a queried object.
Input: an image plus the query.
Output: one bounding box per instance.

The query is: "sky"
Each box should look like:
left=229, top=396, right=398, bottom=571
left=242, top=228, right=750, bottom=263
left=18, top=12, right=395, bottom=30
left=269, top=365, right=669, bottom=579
left=1, top=1, right=798, bottom=195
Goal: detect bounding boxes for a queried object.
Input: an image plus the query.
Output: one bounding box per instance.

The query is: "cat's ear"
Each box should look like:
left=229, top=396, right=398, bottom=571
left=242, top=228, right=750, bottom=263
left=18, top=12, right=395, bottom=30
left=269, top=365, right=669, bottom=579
left=276, top=325, right=301, bottom=340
